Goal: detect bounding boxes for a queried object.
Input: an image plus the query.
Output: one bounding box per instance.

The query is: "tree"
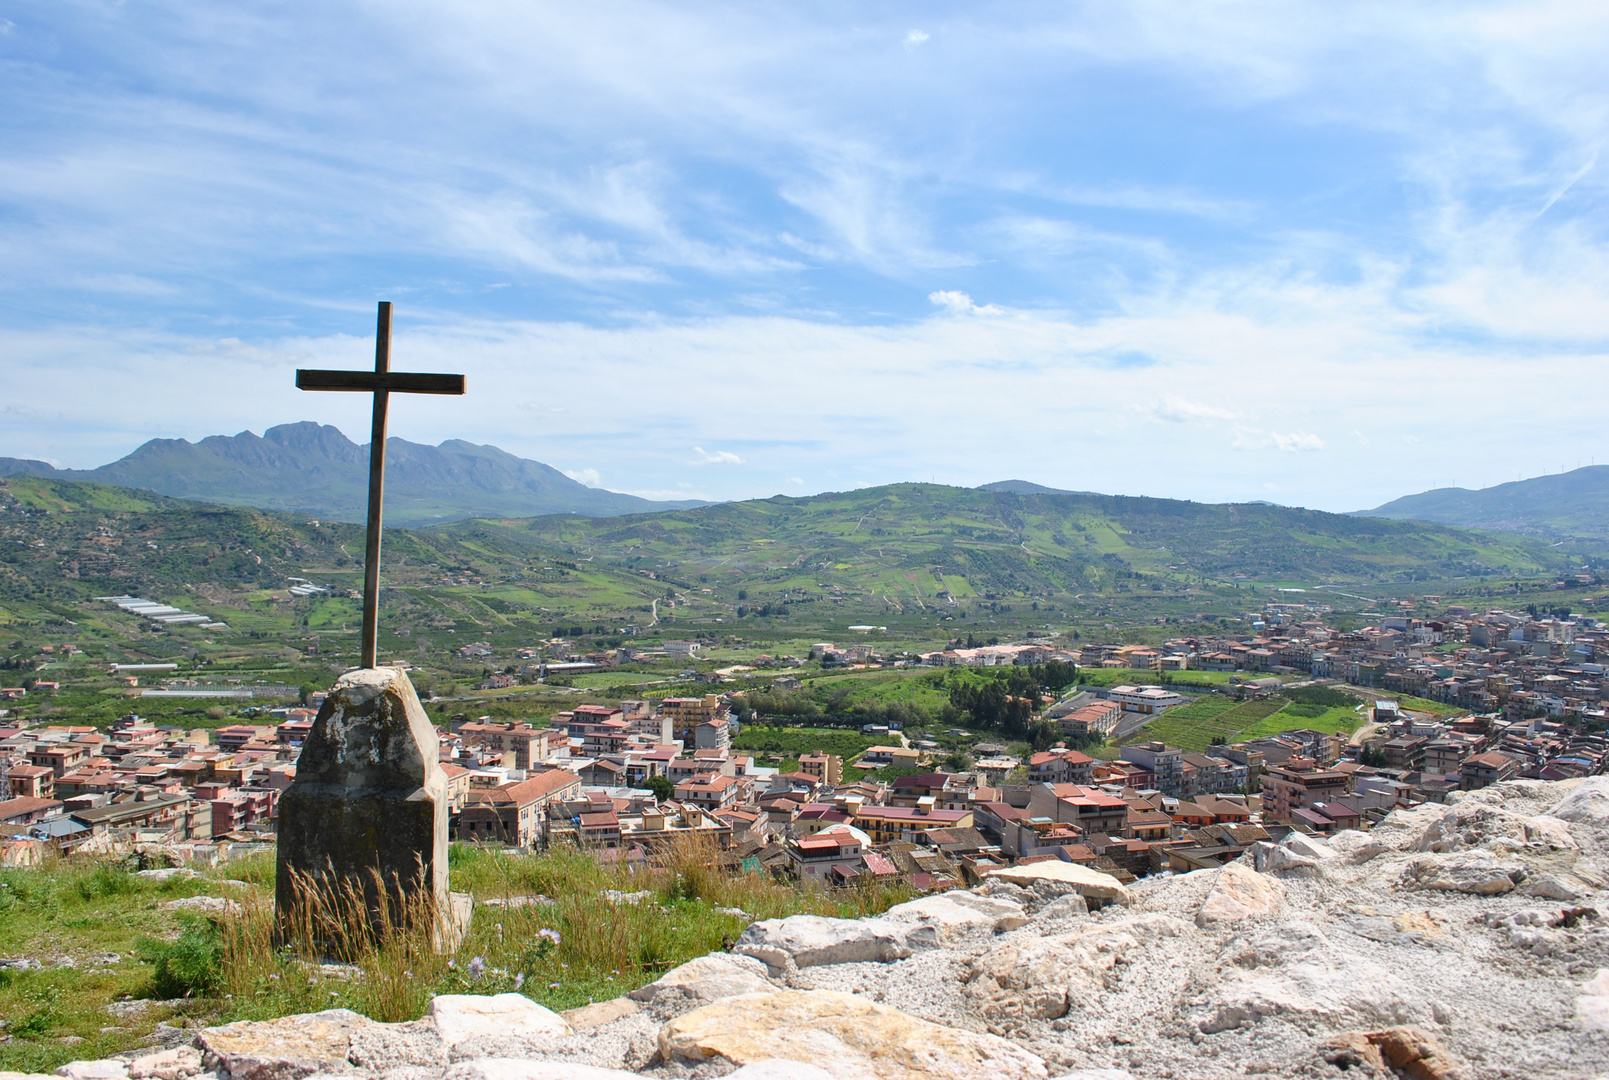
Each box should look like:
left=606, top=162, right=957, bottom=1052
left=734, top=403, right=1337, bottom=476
left=645, top=775, right=676, bottom=802
left=1028, top=719, right=1060, bottom=752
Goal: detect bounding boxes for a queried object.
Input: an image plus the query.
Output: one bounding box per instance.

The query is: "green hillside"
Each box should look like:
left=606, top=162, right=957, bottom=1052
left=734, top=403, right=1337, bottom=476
left=1359, top=465, right=1609, bottom=541
left=445, top=482, right=1573, bottom=597
left=0, top=474, right=1598, bottom=687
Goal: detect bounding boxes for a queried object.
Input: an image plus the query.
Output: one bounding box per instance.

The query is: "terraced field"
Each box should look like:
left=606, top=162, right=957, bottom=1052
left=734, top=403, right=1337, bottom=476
left=1122, top=695, right=1289, bottom=751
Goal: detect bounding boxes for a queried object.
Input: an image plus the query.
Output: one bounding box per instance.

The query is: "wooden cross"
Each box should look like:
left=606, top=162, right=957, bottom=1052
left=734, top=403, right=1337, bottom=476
left=296, top=302, right=465, bottom=668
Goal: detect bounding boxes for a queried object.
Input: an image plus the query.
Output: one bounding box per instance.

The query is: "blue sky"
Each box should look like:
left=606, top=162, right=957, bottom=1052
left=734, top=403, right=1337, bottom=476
left=2, top=2, right=1606, bottom=510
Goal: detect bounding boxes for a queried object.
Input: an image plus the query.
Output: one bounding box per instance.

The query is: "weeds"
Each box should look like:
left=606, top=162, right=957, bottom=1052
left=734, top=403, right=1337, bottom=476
left=0, top=837, right=912, bottom=1069
left=134, top=919, right=223, bottom=1000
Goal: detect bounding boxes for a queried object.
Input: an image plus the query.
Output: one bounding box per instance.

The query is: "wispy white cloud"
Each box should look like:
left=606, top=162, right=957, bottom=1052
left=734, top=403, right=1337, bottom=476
left=1152, top=397, right=1237, bottom=424
left=928, top=290, right=1003, bottom=316
left=691, top=447, right=744, bottom=465
left=0, top=1, right=1605, bottom=514
left=1235, top=429, right=1327, bottom=454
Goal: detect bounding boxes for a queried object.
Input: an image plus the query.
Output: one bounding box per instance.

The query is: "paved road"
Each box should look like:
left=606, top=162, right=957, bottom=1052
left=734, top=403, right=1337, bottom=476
left=1111, top=711, right=1154, bottom=740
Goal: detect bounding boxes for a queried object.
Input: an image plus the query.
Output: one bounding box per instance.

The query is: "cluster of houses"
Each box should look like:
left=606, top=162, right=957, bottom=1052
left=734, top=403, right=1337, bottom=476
left=2, top=595, right=1604, bottom=883
left=1075, top=603, right=1609, bottom=730
left=0, top=669, right=1586, bottom=890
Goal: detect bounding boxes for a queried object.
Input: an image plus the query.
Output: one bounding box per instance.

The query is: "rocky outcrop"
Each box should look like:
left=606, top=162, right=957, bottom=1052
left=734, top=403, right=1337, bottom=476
left=50, top=777, right=1609, bottom=1080
left=428, top=995, right=571, bottom=1048
left=627, top=953, right=779, bottom=1006
left=658, top=990, right=1049, bottom=1079
left=1196, top=862, right=1285, bottom=925
left=963, top=913, right=1189, bottom=1022
left=980, top=862, right=1130, bottom=907
left=882, top=891, right=1029, bottom=941
left=197, top=1008, right=375, bottom=1080
left=735, top=914, right=937, bottom=971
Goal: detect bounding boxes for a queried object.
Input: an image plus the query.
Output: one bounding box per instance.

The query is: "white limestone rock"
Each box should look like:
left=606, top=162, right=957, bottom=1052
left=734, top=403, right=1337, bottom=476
left=981, top=862, right=1130, bottom=907
left=1249, top=833, right=1339, bottom=878
left=127, top=1048, right=203, bottom=1080
left=1577, top=968, right=1609, bottom=1031
left=1197, top=862, right=1286, bottom=926
left=428, top=994, right=571, bottom=1049
left=627, top=952, right=779, bottom=1005
left=735, top=915, right=936, bottom=971
left=964, top=914, right=1190, bottom=1020
left=1418, top=797, right=1578, bottom=855
left=658, top=989, right=1049, bottom=1079
left=725, top=1063, right=839, bottom=1080
left=197, top=1008, right=371, bottom=1080
left=1547, top=776, right=1609, bottom=857
left=1398, top=854, right=1524, bottom=895
left=560, top=998, right=642, bottom=1030
left=1192, top=925, right=1423, bottom=1035
left=443, top=1062, right=639, bottom=1080
left=159, top=896, right=242, bottom=917
left=54, top=1063, right=127, bottom=1080
left=882, top=890, right=1029, bottom=940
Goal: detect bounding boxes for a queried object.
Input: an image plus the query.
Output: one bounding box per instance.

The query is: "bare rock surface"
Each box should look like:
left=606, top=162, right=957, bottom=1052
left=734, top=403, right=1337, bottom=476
left=172, top=776, right=1609, bottom=1080
left=627, top=953, right=778, bottom=1008
left=158, top=897, right=242, bottom=917
left=427, top=996, right=570, bottom=1049
left=54, top=1064, right=128, bottom=1080
left=197, top=1008, right=371, bottom=1080
left=1196, top=863, right=1285, bottom=925
left=126, top=1048, right=203, bottom=1080
left=735, top=915, right=935, bottom=971
left=883, top=891, right=1029, bottom=941
left=980, top=863, right=1129, bottom=907
left=658, top=989, right=1049, bottom=1079
left=562, top=999, right=643, bottom=1031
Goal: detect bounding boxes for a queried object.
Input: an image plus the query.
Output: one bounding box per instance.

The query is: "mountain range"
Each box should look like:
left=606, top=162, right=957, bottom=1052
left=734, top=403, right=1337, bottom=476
left=1357, top=466, right=1609, bottom=540
left=4, top=424, right=1604, bottom=542
left=0, top=423, right=705, bottom=526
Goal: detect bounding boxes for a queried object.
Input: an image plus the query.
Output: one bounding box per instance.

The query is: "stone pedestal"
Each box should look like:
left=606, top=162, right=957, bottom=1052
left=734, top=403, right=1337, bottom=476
left=276, top=667, right=456, bottom=947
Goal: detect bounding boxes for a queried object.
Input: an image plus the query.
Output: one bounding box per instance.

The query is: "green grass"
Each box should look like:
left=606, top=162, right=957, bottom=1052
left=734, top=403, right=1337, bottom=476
left=1389, top=694, right=1467, bottom=718
left=567, top=671, right=664, bottom=689
left=1235, top=702, right=1364, bottom=742
left=1124, top=696, right=1288, bottom=751
left=802, top=670, right=954, bottom=712
left=0, top=845, right=907, bottom=1074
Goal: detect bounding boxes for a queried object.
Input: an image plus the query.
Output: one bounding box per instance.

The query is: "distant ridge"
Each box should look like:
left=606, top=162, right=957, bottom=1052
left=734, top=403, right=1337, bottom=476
left=1355, top=465, right=1609, bottom=540
left=978, top=479, right=1092, bottom=495
left=0, top=422, right=707, bottom=526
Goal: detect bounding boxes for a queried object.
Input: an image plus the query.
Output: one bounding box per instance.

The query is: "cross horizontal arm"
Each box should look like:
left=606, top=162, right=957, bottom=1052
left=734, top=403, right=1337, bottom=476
left=296, top=370, right=466, bottom=394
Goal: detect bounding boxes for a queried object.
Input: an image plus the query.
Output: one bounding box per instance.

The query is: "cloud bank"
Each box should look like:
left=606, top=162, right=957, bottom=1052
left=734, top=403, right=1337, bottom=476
left=0, top=1, right=1603, bottom=511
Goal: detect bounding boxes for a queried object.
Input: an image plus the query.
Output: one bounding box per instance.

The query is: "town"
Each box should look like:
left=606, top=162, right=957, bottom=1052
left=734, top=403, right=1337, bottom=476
left=3, top=598, right=1603, bottom=892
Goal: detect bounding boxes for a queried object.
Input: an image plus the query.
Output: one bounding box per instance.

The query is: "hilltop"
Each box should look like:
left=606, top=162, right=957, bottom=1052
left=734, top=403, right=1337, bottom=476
left=1358, top=465, right=1609, bottom=541
left=0, top=422, right=706, bottom=526
left=8, top=778, right=1606, bottom=1079
left=0, top=472, right=1596, bottom=680
left=445, top=481, right=1575, bottom=595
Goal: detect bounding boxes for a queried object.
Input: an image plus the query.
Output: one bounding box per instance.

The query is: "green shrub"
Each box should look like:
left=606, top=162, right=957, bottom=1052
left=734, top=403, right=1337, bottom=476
left=1285, top=685, right=1358, bottom=709
left=72, top=863, right=136, bottom=902
left=135, top=922, right=222, bottom=999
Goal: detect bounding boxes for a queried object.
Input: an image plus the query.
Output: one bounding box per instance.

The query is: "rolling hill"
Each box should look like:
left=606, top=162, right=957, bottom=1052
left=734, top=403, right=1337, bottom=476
left=1357, top=466, right=1609, bottom=540
left=0, top=422, right=706, bottom=526
left=0, top=474, right=1594, bottom=661
left=448, top=483, right=1574, bottom=599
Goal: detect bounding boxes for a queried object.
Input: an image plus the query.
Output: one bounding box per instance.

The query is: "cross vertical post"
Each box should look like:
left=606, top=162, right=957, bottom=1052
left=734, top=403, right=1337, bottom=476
left=296, top=302, right=465, bottom=669
left=360, top=302, right=392, bottom=669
